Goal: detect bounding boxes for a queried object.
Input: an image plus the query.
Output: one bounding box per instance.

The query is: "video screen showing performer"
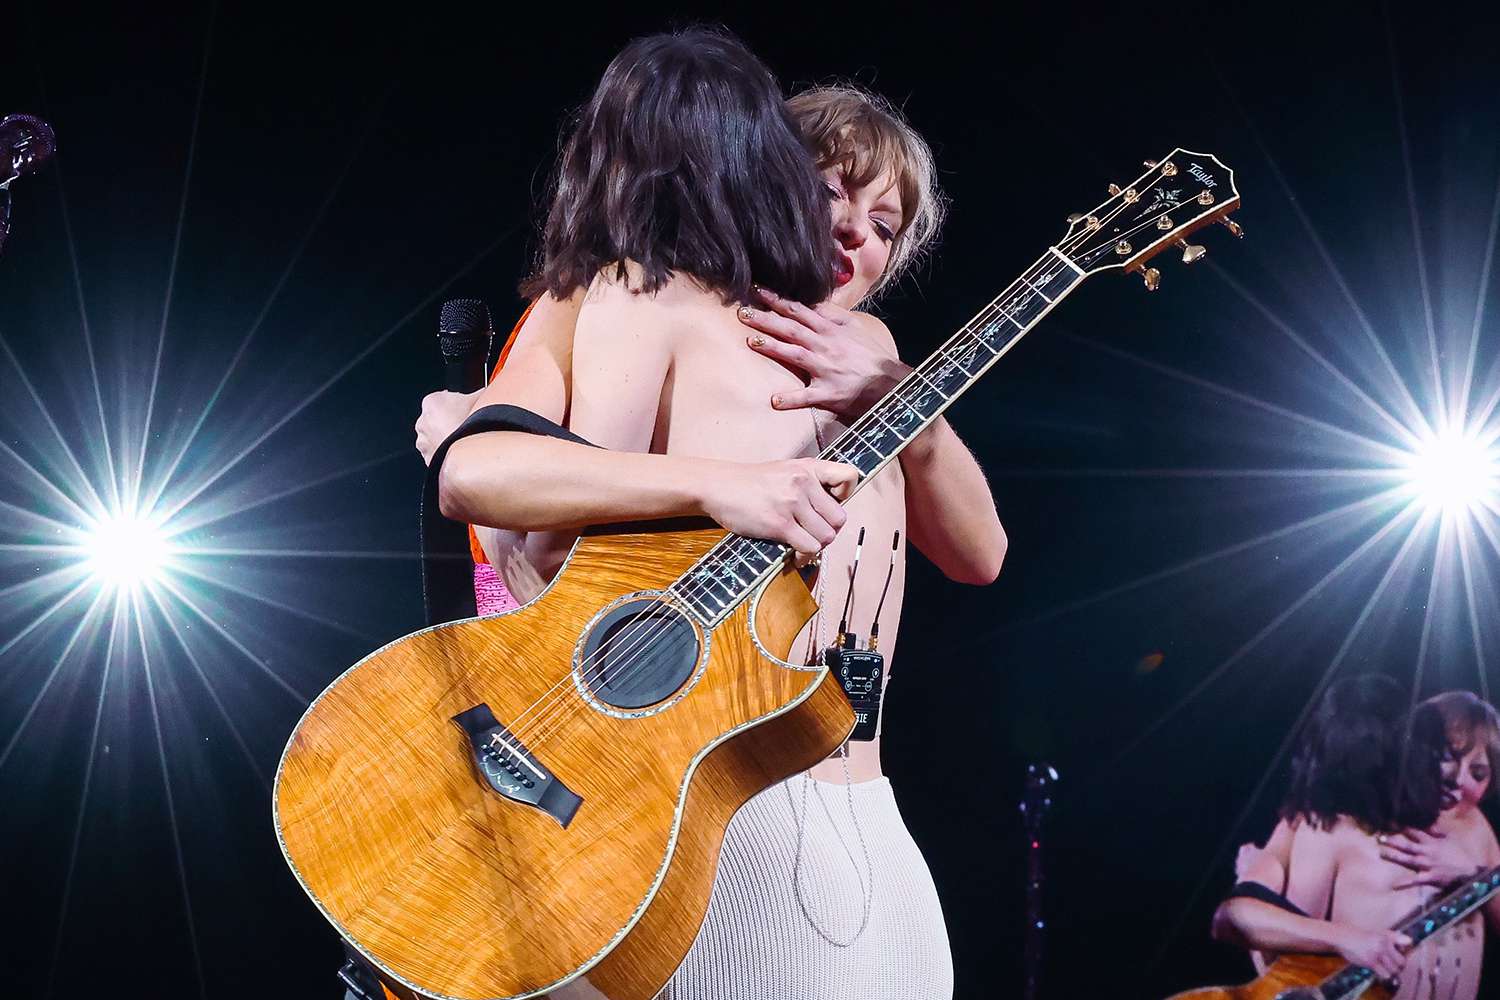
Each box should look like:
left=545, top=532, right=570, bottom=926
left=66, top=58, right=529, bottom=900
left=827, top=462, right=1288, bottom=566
left=1198, top=680, right=1500, bottom=1000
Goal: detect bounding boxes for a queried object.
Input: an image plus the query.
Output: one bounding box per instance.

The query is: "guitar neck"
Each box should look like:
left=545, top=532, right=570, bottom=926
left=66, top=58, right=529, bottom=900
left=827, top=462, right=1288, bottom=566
left=820, top=248, right=1082, bottom=492
left=668, top=248, right=1086, bottom=627
left=1394, top=865, right=1500, bottom=944
left=1319, top=867, right=1500, bottom=996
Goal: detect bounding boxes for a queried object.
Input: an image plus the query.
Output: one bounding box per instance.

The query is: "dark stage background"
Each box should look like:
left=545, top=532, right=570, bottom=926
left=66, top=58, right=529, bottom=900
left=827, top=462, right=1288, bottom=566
left=5, top=2, right=1500, bottom=997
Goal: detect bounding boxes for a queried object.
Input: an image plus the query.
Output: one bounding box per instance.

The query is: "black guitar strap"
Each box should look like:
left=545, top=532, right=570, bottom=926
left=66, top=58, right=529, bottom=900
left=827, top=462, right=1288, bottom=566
left=419, top=403, right=598, bottom=628
left=1224, top=880, right=1307, bottom=916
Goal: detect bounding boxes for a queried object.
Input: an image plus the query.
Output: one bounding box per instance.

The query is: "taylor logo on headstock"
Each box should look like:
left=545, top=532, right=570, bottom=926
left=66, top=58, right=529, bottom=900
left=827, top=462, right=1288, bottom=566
left=1187, top=161, right=1217, bottom=188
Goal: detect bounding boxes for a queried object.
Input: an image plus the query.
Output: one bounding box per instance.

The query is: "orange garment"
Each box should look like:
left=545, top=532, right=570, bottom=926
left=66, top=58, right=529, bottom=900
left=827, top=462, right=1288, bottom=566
left=465, top=301, right=535, bottom=565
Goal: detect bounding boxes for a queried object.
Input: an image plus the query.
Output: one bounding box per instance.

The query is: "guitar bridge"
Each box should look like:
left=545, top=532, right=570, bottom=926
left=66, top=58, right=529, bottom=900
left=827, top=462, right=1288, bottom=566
left=451, top=703, right=582, bottom=828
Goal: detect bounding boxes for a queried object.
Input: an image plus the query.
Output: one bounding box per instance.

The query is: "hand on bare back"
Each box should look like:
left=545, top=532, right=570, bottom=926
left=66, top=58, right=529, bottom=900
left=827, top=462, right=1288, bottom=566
left=415, top=389, right=482, bottom=465
left=1333, top=925, right=1410, bottom=980
left=737, top=287, right=909, bottom=422
left=700, top=458, right=858, bottom=556
left=1380, top=827, right=1482, bottom=889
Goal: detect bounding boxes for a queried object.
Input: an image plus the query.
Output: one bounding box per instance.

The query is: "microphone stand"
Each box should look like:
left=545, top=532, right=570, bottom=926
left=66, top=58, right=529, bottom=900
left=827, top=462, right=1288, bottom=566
left=1019, top=762, right=1058, bottom=1000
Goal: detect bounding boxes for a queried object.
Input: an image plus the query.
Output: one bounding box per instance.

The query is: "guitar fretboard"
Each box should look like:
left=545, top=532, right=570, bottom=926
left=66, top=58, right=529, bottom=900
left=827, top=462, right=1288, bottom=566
left=1318, top=867, right=1500, bottom=998
left=667, top=251, right=1083, bottom=627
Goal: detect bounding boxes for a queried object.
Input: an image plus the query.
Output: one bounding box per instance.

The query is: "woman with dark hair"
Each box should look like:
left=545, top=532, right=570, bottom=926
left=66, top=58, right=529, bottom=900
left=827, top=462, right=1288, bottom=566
left=1210, top=676, right=1459, bottom=993
left=1279, top=675, right=1448, bottom=834
left=520, top=32, right=834, bottom=307
left=435, top=27, right=1003, bottom=1000
left=414, top=81, right=960, bottom=605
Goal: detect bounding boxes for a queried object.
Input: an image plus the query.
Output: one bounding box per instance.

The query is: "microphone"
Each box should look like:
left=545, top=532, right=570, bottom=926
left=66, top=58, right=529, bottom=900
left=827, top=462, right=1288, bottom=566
left=422, top=299, right=491, bottom=628
left=0, top=114, right=56, bottom=180
left=438, top=298, right=493, bottom=393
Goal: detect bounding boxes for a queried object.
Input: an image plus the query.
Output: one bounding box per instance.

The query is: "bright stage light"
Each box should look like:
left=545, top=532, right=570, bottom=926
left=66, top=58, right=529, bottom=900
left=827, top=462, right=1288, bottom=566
left=1402, top=426, right=1500, bottom=516
left=79, top=511, right=175, bottom=590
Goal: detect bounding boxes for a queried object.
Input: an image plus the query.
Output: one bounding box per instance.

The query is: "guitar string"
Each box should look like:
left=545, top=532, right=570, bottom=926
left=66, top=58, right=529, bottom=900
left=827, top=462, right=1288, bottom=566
left=501, top=197, right=1135, bottom=752
left=507, top=178, right=1185, bottom=756
left=508, top=170, right=1196, bottom=754
left=510, top=286, right=1057, bottom=759
left=506, top=248, right=1078, bottom=756
left=494, top=279, right=1041, bottom=755
left=510, top=168, right=1192, bottom=756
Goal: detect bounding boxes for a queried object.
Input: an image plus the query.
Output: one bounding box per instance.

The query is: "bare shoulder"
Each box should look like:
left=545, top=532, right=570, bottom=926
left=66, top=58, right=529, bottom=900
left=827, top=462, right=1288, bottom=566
left=1286, top=815, right=1356, bottom=866
left=1289, top=816, right=1341, bottom=849
left=514, top=289, right=583, bottom=360
left=577, top=265, right=725, bottom=347
left=847, top=310, right=900, bottom=359
left=1283, top=815, right=1341, bottom=919
left=568, top=266, right=691, bottom=452
left=1461, top=810, right=1500, bottom=864
left=474, top=292, right=583, bottom=423
left=1326, top=815, right=1372, bottom=848
left=583, top=263, right=719, bottom=311
left=1263, top=816, right=1298, bottom=864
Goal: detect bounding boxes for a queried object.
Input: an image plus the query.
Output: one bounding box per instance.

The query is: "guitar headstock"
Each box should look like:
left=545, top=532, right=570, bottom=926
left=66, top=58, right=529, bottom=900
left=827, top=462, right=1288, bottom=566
left=1056, top=149, right=1241, bottom=290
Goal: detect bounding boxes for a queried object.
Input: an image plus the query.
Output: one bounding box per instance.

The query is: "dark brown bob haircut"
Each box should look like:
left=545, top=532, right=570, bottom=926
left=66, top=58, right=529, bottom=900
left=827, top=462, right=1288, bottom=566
left=523, top=28, right=834, bottom=306
left=1279, top=674, right=1447, bottom=834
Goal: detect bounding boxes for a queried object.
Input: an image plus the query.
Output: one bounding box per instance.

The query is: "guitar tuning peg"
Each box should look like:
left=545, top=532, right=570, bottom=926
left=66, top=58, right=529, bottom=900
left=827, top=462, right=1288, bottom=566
left=1141, top=267, right=1161, bottom=291
left=1219, top=217, right=1244, bottom=238
left=1108, top=183, right=1123, bottom=196
left=1066, top=212, right=1086, bottom=224
left=1177, top=239, right=1206, bottom=264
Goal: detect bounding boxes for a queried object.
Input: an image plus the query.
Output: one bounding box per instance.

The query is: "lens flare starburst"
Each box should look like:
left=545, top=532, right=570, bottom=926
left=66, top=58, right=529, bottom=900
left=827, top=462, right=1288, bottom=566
left=75, top=508, right=176, bottom=591
left=1401, top=425, right=1500, bottom=517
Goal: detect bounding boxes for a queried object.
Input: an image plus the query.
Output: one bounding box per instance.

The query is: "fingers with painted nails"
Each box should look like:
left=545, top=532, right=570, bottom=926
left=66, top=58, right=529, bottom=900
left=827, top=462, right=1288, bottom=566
left=1379, top=828, right=1483, bottom=889
left=737, top=285, right=907, bottom=421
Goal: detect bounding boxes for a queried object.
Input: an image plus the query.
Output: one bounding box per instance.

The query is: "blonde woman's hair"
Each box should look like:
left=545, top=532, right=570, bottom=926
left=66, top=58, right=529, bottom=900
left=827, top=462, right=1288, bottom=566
left=1423, top=690, right=1500, bottom=799
left=788, top=84, right=946, bottom=297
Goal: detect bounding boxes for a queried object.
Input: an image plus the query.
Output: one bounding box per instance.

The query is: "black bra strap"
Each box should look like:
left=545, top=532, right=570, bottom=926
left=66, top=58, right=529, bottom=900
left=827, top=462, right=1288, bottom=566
left=420, top=405, right=597, bottom=626
left=1225, top=881, right=1306, bottom=917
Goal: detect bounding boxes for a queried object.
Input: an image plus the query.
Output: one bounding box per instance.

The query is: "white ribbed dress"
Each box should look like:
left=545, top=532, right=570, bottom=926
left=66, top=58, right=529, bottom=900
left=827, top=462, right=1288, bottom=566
left=655, top=774, right=954, bottom=999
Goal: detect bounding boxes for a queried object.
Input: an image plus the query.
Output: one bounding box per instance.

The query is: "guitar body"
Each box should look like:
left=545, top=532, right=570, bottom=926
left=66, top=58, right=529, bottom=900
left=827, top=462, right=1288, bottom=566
left=1167, top=954, right=1392, bottom=1000
left=273, top=146, right=1248, bottom=1000
left=275, top=522, right=854, bottom=1000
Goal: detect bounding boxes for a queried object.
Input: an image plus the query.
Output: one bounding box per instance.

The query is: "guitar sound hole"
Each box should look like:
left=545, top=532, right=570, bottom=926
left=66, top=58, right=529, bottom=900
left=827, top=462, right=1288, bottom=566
left=577, top=598, right=701, bottom=710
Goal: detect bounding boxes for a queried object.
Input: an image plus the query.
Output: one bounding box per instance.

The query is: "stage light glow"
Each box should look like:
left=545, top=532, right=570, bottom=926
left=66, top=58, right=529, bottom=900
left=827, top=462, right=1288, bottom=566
left=1401, top=426, right=1500, bottom=516
left=78, top=510, right=174, bottom=591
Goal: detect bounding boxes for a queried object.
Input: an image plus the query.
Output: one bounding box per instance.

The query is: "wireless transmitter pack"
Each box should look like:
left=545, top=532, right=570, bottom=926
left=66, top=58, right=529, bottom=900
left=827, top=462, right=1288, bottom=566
left=822, top=529, right=898, bottom=742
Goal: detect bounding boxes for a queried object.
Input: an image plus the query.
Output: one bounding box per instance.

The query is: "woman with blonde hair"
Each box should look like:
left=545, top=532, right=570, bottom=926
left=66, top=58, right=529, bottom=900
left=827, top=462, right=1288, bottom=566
left=423, top=42, right=999, bottom=997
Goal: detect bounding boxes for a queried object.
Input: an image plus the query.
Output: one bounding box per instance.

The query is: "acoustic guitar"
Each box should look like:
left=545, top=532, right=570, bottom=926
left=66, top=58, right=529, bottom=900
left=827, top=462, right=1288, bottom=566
left=275, top=150, right=1240, bottom=1000
left=1168, top=867, right=1500, bottom=1000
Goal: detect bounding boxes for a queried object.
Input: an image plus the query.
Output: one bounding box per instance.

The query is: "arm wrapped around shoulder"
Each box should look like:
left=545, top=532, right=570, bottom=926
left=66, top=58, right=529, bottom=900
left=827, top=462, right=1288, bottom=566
left=432, top=404, right=594, bottom=524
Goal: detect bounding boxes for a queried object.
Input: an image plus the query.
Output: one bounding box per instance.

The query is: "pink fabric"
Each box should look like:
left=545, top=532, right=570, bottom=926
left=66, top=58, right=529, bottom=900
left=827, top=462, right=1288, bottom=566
left=474, top=563, right=520, bottom=615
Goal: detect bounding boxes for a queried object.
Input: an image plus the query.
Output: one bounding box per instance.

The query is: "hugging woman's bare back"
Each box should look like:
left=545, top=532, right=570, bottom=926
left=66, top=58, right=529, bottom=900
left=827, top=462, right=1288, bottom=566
left=436, top=30, right=1004, bottom=1000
